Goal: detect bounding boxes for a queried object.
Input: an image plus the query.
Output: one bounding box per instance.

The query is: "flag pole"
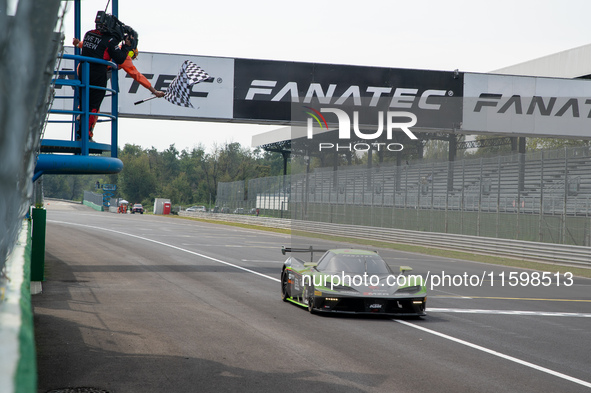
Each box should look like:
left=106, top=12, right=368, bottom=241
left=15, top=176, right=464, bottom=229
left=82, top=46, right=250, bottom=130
left=134, top=96, right=160, bottom=105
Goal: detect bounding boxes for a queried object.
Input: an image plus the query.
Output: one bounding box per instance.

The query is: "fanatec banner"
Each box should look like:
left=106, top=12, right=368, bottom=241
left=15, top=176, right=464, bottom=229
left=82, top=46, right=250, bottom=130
left=233, top=59, right=464, bottom=130
left=463, top=73, right=591, bottom=139
left=53, top=48, right=234, bottom=121
left=53, top=51, right=463, bottom=129
left=51, top=50, right=591, bottom=140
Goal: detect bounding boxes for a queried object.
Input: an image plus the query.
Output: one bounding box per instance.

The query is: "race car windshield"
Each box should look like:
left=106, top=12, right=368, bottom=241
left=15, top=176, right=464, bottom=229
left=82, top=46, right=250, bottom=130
left=317, top=254, right=392, bottom=275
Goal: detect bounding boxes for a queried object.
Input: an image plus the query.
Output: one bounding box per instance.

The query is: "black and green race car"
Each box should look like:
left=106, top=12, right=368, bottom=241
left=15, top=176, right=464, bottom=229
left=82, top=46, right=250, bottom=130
left=280, top=247, right=426, bottom=316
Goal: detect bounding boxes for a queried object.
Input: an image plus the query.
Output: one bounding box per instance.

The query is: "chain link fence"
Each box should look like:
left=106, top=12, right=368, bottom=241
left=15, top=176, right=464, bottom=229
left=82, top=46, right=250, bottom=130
left=217, top=146, right=591, bottom=246
left=216, top=176, right=289, bottom=215
left=83, top=190, right=104, bottom=207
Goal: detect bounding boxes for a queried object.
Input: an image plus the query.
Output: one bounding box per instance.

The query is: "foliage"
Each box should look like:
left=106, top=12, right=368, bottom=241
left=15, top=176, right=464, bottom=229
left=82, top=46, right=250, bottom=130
left=463, top=136, right=589, bottom=158
left=42, top=142, right=286, bottom=208
left=41, top=137, right=591, bottom=207
left=42, top=173, right=107, bottom=201
left=526, top=138, right=589, bottom=150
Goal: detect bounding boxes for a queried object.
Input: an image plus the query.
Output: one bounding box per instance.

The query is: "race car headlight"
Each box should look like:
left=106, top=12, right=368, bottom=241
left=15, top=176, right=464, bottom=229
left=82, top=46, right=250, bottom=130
left=395, top=285, right=422, bottom=294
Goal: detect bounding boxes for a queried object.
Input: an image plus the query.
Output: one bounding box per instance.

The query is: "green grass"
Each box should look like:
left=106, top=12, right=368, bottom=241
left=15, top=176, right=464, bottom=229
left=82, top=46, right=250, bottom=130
left=173, top=215, right=591, bottom=279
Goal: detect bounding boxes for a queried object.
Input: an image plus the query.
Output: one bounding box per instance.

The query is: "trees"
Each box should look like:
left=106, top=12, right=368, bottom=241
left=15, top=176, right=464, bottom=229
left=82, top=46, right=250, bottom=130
left=42, top=141, right=287, bottom=208
left=42, top=174, right=103, bottom=201
left=43, top=142, right=285, bottom=208
left=526, top=138, right=589, bottom=151
left=119, top=147, right=157, bottom=205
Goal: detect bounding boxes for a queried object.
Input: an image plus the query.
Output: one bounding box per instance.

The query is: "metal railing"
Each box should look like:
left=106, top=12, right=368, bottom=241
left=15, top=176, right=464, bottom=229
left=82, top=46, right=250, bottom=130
left=35, top=53, right=123, bottom=182
left=217, top=146, right=591, bottom=246
left=178, top=211, right=591, bottom=267
left=83, top=190, right=104, bottom=207
left=46, top=53, right=119, bottom=156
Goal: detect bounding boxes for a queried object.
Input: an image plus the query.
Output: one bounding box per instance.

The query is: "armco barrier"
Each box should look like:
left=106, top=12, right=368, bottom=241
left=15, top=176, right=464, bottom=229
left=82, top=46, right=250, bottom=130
left=179, top=211, right=591, bottom=267
left=180, top=211, right=291, bottom=230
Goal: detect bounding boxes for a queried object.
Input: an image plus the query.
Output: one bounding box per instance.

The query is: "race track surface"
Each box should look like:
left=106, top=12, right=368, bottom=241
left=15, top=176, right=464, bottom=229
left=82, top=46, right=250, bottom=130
left=33, top=201, right=591, bottom=392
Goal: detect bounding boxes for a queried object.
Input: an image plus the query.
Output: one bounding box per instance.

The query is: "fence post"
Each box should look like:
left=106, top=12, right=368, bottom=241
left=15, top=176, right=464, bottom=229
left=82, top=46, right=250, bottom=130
left=417, top=164, right=422, bottom=230
left=562, top=148, right=568, bottom=243
left=477, top=158, right=483, bottom=236
left=404, top=164, right=409, bottom=210
left=516, top=153, right=522, bottom=240
left=496, top=156, right=501, bottom=238
left=31, top=208, right=46, bottom=281
left=460, top=159, right=465, bottom=234
left=539, top=151, right=544, bottom=242
left=430, top=162, right=435, bottom=233
left=445, top=161, right=449, bottom=233
left=392, top=167, right=397, bottom=229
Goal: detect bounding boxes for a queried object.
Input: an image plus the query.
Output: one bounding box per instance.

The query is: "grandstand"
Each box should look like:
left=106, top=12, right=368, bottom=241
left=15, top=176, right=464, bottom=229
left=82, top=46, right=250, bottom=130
left=217, top=145, right=591, bottom=246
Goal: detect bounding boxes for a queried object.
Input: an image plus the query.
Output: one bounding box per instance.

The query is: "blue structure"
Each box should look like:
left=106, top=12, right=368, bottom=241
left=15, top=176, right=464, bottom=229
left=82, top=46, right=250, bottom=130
left=34, top=0, right=123, bottom=181
left=101, top=184, right=117, bottom=208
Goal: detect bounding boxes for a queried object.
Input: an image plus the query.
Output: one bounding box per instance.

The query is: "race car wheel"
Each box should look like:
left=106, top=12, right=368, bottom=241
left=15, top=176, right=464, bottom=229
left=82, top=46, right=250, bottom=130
left=307, top=296, right=316, bottom=314
left=306, top=286, right=316, bottom=314
left=281, top=270, right=289, bottom=302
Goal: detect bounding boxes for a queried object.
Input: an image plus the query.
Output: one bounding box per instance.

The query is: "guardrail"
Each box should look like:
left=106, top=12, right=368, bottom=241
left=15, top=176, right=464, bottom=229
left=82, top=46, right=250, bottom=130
left=179, top=211, right=591, bottom=267
left=47, top=53, right=119, bottom=157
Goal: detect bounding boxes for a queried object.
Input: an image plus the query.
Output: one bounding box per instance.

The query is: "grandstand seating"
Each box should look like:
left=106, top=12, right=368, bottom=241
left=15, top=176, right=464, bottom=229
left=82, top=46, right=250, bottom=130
left=282, top=147, right=591, bottom=216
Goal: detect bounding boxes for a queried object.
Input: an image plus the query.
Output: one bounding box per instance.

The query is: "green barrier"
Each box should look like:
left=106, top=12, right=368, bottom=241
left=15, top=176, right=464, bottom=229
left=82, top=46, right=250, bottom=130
left=31, top=208, right=46, bottom=281
left=82, top=200, right=104, bottom=211
left=0, top=221, right=37, bottom=393
left=17, top=222, right=36, bottom=393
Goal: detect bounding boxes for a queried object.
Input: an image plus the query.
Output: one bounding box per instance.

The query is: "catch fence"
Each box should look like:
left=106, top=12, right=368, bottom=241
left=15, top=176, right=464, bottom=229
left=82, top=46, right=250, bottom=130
left=216, top=146, right=591, bottom=246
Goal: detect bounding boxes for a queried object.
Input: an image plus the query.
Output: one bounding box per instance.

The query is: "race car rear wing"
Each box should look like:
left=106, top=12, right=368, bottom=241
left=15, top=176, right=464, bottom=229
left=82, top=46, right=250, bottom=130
left=281, top=246, right=329, bottom=262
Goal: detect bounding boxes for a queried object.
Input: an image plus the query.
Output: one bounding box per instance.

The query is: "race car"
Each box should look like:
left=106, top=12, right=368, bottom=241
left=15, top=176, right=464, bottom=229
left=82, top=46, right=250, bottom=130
left=280, top=246, right=426, bottom=316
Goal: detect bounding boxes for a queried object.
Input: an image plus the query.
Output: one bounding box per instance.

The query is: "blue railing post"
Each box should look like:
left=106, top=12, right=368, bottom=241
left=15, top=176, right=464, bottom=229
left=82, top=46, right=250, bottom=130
left=112, top=0, right=120, bottom=158
left=80, top=61, right=90, bottom=155
left=111, top=68, right=118, bottom=158
left=35, top=1, right=124, bottom=181
left=74, top=0, right=81, bottom=56
left=73, top=0, right=81, bottom=133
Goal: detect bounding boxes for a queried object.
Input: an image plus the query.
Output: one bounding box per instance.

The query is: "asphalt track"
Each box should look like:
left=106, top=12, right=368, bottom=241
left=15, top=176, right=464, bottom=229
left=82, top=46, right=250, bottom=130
left=34, top=201, right=591, bottom=392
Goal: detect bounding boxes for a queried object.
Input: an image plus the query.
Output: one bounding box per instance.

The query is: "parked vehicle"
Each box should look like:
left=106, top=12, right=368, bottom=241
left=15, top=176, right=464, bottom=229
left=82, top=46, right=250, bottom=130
left=186, top=205, right=207, bottom=212
left=131, top=204, right=144, bottom=214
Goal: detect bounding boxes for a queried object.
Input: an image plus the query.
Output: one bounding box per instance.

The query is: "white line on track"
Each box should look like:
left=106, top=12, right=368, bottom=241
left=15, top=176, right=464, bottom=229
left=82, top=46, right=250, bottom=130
left=395, top=319, right=591, bottom=389
left=49, top=220, right=280, bottom=283
left=428, top=308, right=591, bottom=318
left=241, top=259, right=280, bottom=263
left=51, top=219, right=591, bottom=389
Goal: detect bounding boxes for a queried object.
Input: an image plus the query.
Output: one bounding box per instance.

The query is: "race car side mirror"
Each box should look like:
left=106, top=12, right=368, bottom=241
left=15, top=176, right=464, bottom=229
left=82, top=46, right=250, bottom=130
left=400, top=266, right=413, bottom=274
left=304, top=262, right=318, bottom=268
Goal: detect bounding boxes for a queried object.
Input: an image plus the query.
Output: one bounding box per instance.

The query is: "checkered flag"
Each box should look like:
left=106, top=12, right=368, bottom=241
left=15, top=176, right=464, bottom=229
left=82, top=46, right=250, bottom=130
left=163, top=60, right=210, bottom=108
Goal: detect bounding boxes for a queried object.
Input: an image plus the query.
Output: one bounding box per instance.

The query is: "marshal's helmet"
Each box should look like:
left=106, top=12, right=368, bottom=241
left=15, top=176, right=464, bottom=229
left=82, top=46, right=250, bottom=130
left=123, top=25, right=139, bottom=59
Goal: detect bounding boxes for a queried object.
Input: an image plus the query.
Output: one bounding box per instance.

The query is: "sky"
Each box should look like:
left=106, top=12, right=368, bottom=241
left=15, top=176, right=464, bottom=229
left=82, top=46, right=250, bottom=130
left=45, top=0, right=591, bottom=153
